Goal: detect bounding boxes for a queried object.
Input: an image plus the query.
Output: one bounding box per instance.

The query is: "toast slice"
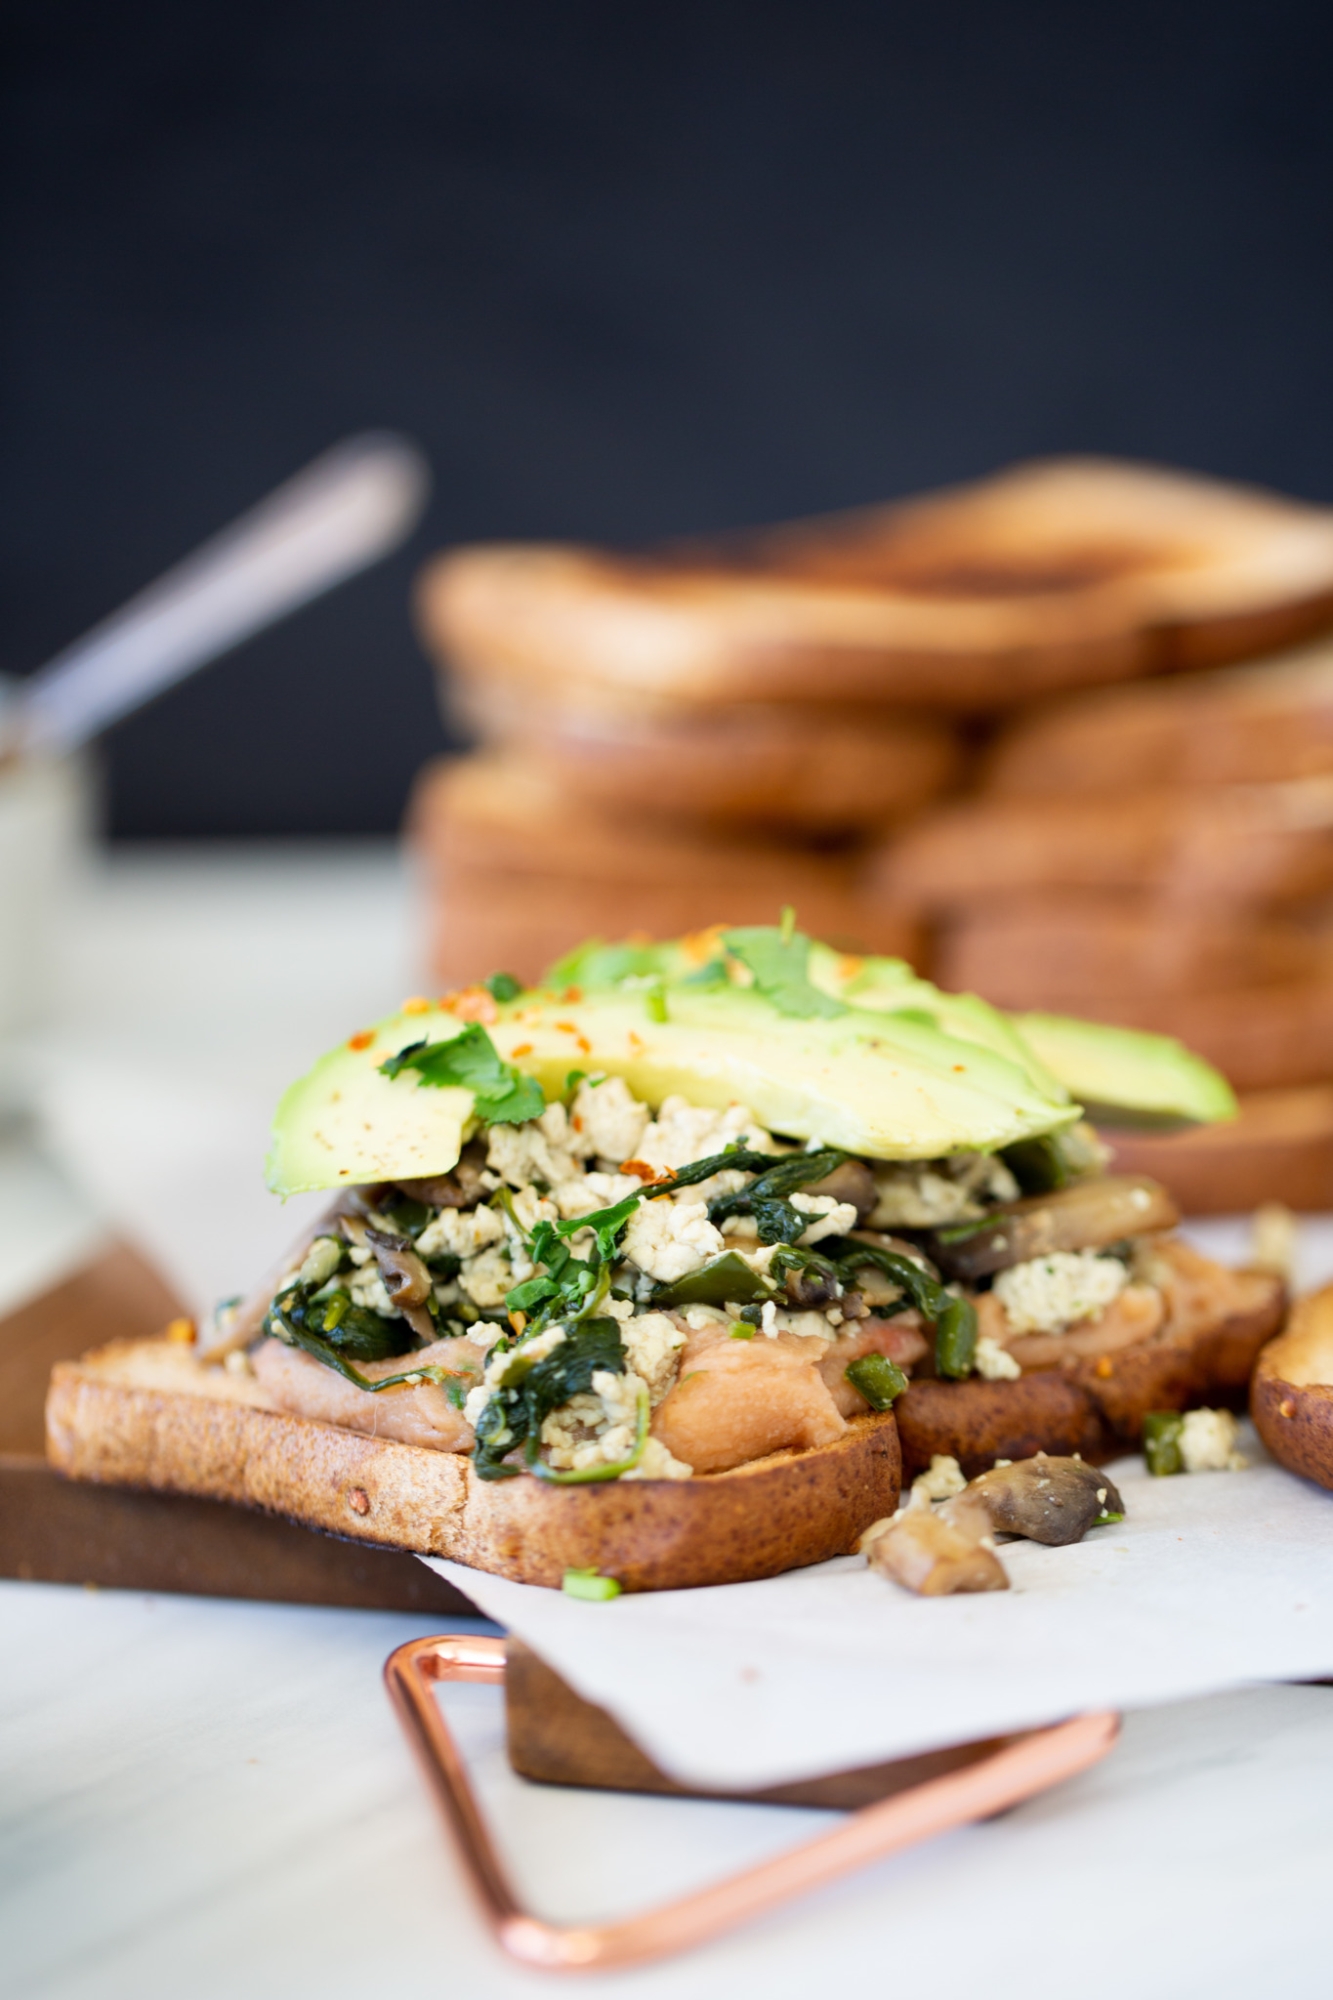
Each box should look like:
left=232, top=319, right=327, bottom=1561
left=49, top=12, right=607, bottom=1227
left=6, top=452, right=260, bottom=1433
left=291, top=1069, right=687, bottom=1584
left=1107, top=1086, right=1333, bottom=1214
left=876, top=778, right=1333, bottom=911
left=418, top=459, right=1333, bottom=713
left=933, top=896, right=1326, bottom=1009
left=444, top=676, right=963, bottom=833
left=406, top=755, right=924, bottom=984
left=985, top=633, right=1333, bottom=796
left=896, top=1251, right=1284, bottom=1479
left=44, top=1339, right=902, bottom=1592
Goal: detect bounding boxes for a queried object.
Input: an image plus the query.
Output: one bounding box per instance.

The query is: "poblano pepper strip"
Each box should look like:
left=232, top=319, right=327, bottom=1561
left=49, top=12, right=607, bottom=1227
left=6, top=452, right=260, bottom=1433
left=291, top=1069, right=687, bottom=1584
left=844, top=1352, right=908, bottom=1409
left=832, top=1242, right=978, bottom=1379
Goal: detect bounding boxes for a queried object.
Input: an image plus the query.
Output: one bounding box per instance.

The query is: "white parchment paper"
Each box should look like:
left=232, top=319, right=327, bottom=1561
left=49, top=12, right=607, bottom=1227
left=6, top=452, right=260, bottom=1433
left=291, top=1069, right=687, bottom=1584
left=428, top=1426, right=1333, bottom=1790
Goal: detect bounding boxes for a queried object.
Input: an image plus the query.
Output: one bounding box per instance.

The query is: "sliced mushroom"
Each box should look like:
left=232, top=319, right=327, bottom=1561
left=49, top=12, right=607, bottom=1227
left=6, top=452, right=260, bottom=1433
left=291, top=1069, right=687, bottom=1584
left=804, top=1158, right=877, bottom=1224
left=966, top=1454, right=1123, bottom=1546
left=865, top=1494, right=1008, bottom=1596
left=784, top=1263, right=842, bottom=1308
left=926, top=1174, right=1179, bottom=1282
left=363, top=1225, right=437, bottom=1340
left=396, top=1143, right=489, bottom=1210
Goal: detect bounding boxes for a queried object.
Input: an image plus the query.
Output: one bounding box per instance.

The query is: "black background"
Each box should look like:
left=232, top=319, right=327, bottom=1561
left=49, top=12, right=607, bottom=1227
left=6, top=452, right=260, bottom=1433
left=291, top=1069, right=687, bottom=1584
left=6, top=0, right=1333, bottom=838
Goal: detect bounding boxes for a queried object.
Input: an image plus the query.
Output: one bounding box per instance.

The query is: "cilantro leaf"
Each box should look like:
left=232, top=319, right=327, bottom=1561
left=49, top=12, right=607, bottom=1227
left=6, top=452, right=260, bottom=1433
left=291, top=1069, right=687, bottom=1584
left=724, top=925, right=847, bottom=1020
left=379, top=1023, right=545, bottom=1125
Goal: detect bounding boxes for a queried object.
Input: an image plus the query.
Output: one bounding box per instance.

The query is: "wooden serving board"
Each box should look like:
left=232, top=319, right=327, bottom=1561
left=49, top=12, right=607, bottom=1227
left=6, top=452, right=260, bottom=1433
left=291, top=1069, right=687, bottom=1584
left=504, top=1638, right=1013, bottom=1808
left=0, top=1242, right=472, bottom=1615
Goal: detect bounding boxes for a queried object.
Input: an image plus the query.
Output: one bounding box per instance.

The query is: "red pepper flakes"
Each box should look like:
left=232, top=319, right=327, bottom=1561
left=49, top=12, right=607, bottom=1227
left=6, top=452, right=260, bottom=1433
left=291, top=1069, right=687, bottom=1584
left=446, top=986, right=498, bottom=1024
left=347, top=1030, right=375, bottom=1051
left=619, top=1159, right=665, bottom=1183
left=562, top=985, right=583, bottom=1003
left=401, top=996, right=431, bottom=1016
left=511, top=1042, right=533, bottom=1057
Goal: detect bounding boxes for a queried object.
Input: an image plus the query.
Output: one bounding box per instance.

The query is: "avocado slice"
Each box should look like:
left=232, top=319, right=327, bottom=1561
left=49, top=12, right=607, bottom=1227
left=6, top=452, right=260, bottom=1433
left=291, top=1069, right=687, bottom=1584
left=1012, top=1012, right=1237, bottom=1130
left=544, top=928, right=1233, bottom=1136
left=805, top=944, right=1072, bottom=1103
left=267, top=979, right=1077, bottom=1196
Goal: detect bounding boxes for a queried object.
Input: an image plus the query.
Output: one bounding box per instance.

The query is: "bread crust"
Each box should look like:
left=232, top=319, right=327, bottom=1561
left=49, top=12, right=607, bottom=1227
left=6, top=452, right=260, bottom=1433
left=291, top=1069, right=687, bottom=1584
left=444, top=679, right=962, bottom=834
left=1107, top=1087, right=1333, bottom=1214
left=897, top=1273, right=1284, bottom=1478
left=45, top=1340, right=901, bottom=1592
left=1251, top=1283, right=1333, bottom=1491
left=416, top=460, right=1333, bottom=712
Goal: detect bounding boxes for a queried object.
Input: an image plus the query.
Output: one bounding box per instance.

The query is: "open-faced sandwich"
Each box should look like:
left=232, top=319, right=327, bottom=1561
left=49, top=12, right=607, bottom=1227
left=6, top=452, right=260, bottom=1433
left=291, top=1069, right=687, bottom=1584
left=46, top=921, right=1284, bottom=1592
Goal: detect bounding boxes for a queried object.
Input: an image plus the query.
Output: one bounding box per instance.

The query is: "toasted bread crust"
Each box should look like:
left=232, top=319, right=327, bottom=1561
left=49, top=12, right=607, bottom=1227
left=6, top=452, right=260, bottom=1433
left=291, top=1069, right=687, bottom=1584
left=897, top=1274, right=1284, bottom=1478
left=45, top=1341, right=901, bottom=1592
left=1107, top=1087, right=1333, bottom=1214
left=1251, top=1284, right=1333, bottom=1491
left=443, top=680, right=962, bottom=834
left=417, top=460, right=1333, bottom=712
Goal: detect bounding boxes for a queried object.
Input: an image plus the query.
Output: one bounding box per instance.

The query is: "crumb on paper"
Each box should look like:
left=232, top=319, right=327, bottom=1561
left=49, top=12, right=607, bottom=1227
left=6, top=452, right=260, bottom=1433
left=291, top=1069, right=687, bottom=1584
left=1251, top=1202, right=1298, bottom=1286
left=1180, top=1407, right=1248, bottom=1473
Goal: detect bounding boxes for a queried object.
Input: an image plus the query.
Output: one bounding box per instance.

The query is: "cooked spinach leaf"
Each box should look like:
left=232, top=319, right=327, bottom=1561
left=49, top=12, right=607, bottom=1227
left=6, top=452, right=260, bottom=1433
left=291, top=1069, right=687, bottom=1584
left=472, top=1317, right=628, bottom=1481
left=650, top=1251, right=771, bottom=1308
left=266, top=1290, right=474, bottom=1395
left=706, top=1146, right=851, bottom=1244
left=379, top=1023, right=544, bottom=1125
left=276, top=1285, right=417, bottom=1362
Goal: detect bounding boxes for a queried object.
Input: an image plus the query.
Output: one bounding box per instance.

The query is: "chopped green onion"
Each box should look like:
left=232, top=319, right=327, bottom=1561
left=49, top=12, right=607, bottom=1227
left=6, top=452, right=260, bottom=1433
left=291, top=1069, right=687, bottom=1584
left=484, top=971, right=522, bottom=1002
left=1094, top=1509, right=1125, bottom=1526
left=562, top=1568, right=622, bottom=1601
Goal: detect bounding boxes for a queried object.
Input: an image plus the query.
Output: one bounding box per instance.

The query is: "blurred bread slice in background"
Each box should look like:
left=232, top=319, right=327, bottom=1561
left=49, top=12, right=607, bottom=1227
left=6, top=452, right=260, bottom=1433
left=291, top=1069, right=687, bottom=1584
left=1019, top=977, right=1333, bottom=1094
left=407, top=754, right=922, bottom=987
left=444, top=678, right=961, bottom=833
left=1106, top=1085, right=1333, bottom=1213
left=418, top=458, right=1333, bottom=712
left=985, top=633, right=1333, bottom=794
left=877, top=779, right=1333, bottom=909
left=935, top=895, right=1327, bottom=1007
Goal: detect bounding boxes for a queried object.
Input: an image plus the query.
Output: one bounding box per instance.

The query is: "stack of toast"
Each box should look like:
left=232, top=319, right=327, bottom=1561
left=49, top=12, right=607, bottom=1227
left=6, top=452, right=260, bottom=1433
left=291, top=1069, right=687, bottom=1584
left=412, top=457, right=1333, bottom=1205
left=880, top=637, right=1333, bottom=1208
left=413, top=459, right=1333, bottom=985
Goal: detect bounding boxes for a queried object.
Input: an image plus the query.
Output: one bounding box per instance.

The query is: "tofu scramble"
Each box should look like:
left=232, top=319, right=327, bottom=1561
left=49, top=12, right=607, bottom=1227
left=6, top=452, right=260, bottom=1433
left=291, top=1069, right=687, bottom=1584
left=240, top=1068, right=1268, bottom=1484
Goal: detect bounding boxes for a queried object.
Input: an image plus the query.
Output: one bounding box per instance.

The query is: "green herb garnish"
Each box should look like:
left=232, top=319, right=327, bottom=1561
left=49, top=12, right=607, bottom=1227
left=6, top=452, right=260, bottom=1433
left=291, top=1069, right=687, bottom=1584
left=484, top=971, right=522, bottom=1003
left=379, top=1022, right=544, bottom=1126
left=724, top=924, right=848, bottom=1020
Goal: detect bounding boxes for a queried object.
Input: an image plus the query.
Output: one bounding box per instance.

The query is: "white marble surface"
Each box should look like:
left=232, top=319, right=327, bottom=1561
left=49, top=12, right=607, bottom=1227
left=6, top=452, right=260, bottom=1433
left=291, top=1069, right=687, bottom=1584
left=7, top=1579, right=1333, bottom=2000
left=3, top=844, right=1331, bottom=1996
